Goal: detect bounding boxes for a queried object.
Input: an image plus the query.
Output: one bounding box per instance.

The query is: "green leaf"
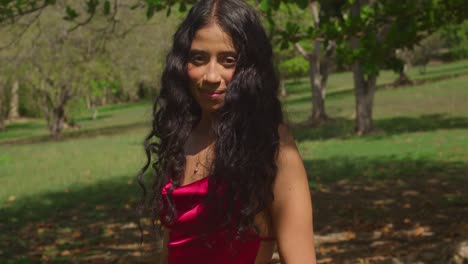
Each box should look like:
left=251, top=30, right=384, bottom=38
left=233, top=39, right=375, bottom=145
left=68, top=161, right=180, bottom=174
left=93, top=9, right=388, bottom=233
left=179, top=2, right=187, bottom=12
left=130, top=3, right=140, bottom=10
left=103, top=0, right=111, bottom=15
left=260, top=0, right=271, bottom=13
left=280, top=40, right=290, bottom=50
left=166, top=6, right=172, bottom=17
left=271, top=0, right=281, bottom=10
left=64, top=6, right=79, bottom=21
left=86, top=0, right=99, bottom=14
left=295, top=0, right=309, bottom=9
left=146, top=5, right=155, bottom=19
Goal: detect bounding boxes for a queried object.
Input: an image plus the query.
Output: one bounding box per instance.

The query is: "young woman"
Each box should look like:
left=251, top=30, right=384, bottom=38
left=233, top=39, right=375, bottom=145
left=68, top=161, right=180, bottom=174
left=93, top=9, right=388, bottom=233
left=139, top=0, right=316, bottom=263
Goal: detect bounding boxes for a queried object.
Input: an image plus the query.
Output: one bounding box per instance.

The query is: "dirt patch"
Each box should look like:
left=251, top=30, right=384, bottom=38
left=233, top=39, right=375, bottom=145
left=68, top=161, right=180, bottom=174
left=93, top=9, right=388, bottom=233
left=1, top=175, right=466, bottom=263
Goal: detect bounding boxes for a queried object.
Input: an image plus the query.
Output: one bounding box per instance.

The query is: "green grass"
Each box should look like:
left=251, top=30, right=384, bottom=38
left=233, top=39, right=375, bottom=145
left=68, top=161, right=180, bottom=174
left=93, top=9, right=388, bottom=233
left=1, top=60, right=467, bottom=201
left=0, top=59, right=467, bottom=263
left=0, top=101, right=152, bottom=143
left=284, top=66, right=468, bottom=123
left=0, top=129, right=148, bottom=202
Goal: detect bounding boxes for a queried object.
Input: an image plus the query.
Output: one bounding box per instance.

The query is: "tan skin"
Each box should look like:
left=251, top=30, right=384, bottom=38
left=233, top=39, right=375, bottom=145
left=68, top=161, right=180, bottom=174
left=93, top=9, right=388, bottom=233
left=159, top=22, right=316, bottom=264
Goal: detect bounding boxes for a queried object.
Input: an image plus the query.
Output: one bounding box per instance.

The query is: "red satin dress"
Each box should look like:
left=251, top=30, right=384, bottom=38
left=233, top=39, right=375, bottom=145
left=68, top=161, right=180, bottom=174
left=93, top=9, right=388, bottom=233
left=161, top=177, right=274, bottom=264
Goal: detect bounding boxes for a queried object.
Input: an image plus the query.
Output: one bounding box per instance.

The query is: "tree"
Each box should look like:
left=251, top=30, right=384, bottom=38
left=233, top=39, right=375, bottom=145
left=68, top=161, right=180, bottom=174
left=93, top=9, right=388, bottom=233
left=0, top=0, right=180, bottom=137
left=0, top=0, right=191, bottom=28
left=0, top=78, right=9, bottom=130
left=262, top=0, right=466, bottom=134
left=7, top=79, right=19, bottom=119
left=293, top=1, right=336, bottom=125
left=260, top=0, right=338, bottom=125
left=25, top=32, right=86, bottom=138
left=341, top=0, right=465, bottom=134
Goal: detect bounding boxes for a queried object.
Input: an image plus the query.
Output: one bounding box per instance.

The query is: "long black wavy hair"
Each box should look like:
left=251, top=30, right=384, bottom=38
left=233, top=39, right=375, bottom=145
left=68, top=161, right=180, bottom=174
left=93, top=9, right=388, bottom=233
left=138, top=0, right=283, bottom=238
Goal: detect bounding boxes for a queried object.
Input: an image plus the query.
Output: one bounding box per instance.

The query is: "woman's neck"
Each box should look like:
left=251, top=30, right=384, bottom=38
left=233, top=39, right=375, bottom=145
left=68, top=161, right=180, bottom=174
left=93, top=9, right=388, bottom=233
left=194, top=111, right=214, bottom=136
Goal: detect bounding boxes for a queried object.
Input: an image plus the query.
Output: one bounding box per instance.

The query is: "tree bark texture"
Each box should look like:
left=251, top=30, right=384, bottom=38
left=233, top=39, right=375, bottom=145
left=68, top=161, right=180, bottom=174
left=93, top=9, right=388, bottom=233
left=309, top=2, right=327, bottom=125
left=8, top=80, right=19, bottom=119
left=350, top=0, right=375, bottom=135
left=50, top=105, right=66, bottom=139
left=36, top=81, right=72, bottom=139
left=293, top=2, right=335, bottom=125
left=0, top=82, right=5, bottom=131
left=280, top=78, right=287, bottom=97
left=352, top=61, right=376, bottom=135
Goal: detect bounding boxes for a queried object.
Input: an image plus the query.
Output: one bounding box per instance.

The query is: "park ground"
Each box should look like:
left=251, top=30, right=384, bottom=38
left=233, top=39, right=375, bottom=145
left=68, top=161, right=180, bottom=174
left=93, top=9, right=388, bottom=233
left=0, top=60, right=467, bottom=263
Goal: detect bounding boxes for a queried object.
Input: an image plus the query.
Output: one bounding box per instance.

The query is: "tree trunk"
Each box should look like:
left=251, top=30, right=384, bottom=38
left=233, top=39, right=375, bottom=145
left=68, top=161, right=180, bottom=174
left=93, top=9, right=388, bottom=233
left=394, top=66, right=413, bottom=87
left=92, top=107, right=98, bottom=120
left=293, top=1, right=330, bottom=126
left=352, top=61, right=376, bottom=135
left=309, top=52, right=327, bottom=125
left=350, top=0, right=375, bottom=135
left=50, top=105, right=65, bottom=139
left=295, top=41, right=328, bottom=125
left=0, top=82, right=5, bottom=131
left=38, top=84, right=72, bottom=139
left=310, top=2, right=326, bottom=124
left=8, top=80, right=19, bottom=119
left=280, top=78, right=287, bottom=97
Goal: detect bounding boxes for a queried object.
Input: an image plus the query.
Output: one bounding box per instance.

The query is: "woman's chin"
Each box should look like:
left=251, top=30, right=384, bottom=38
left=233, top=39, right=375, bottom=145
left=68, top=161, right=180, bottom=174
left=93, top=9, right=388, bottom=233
left=200, top=104, right=223, bottom=114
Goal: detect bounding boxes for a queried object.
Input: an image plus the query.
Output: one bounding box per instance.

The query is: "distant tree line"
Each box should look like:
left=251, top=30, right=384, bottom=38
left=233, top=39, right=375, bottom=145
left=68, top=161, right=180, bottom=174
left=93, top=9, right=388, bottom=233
left=0, top=0, right=182, bottom=137
left=0, top=0, right=466, bottom=137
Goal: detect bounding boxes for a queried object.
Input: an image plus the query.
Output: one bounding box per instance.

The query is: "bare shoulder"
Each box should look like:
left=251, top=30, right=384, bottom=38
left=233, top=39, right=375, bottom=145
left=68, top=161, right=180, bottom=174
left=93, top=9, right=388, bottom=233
left=273, top=123, right=309, bottom=204
left=276, top=124, right=302, bottom=174
left=271, top=123, right=316, bottom=263
left=278, top=123, right=295, bottom=147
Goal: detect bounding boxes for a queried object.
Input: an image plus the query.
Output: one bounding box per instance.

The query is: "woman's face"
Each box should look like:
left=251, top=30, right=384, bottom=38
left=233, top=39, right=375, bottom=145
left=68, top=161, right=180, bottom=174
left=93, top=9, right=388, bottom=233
left=187, top=22, right=237, bottom=113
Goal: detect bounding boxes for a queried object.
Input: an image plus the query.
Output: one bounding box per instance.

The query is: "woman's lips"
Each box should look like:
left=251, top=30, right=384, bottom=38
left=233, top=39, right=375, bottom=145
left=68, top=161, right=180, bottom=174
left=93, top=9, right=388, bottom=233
left=200, top=89, right=225, bottom=99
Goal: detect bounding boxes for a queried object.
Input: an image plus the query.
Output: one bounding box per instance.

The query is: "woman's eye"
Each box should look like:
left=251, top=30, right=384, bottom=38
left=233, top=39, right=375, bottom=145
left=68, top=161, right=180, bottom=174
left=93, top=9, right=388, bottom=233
left=189, top=54, right=206, bottom=64
left=222, top=57, right=237, bottom=66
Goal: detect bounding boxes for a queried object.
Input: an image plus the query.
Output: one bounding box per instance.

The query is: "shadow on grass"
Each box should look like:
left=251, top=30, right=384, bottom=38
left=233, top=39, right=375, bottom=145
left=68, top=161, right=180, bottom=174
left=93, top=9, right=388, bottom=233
left=0, top=175, right=159, bottom=264
left=419, top=63, right=468, bottom=77
left=285, top=71, right=468, bottom=106
left=292, top=114, right=468, bottom=142
left=98, top=101, right=151, bottom=113
left=0, top=121, right=150, bottom=146
left=4, top=122, right=44, bottom=130
left=304, top=156, right=467, bottom=184
left=285, top=88, right=354, bottom=106
left=1, top=157, right=466, bottom=263
left=304, top=156, right=467, bottom=262
left=74, top=113, right=113, bottom=123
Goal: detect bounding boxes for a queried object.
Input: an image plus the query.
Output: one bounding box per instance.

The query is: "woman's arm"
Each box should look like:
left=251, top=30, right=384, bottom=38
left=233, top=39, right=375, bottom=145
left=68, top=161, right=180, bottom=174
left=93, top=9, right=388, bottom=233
left=271, top=125, right=316, bottom=263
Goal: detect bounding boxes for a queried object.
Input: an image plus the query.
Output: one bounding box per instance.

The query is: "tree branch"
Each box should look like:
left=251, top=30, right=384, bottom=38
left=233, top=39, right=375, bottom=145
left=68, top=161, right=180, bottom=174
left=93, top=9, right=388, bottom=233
left=294, top=42, right=310, bottom=60
left=0, top=0, right=49, bottom=25
left=0, top=7, right=43, bottom=50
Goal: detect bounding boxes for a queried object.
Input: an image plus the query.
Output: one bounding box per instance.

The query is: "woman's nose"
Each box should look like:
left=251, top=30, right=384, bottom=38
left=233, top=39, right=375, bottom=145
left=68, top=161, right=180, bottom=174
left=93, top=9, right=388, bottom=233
left=203, top=61, right=221, bottom=83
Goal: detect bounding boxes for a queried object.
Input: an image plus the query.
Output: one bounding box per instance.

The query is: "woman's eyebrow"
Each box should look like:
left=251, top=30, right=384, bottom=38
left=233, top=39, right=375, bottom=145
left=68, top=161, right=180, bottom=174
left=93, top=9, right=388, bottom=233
left=189, top=49, right=237, bottom=56
left=189, top=49, right=207, bottom=54
left=218, top=51, right=237, bottom=57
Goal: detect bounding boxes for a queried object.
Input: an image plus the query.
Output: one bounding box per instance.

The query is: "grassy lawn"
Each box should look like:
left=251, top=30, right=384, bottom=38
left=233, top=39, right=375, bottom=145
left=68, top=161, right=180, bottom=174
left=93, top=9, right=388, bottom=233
left=0, top=60, right=467, bottom=263
left=0, top=101, right=152, bottom=143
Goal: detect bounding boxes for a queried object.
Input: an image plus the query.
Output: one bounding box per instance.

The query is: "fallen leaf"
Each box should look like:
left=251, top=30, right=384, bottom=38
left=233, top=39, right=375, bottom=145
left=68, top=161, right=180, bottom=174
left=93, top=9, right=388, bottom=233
left=402, top=190, right=419, bottom=196
left=411, top=227, right=425, bottom=237
left=72, top=231, right=82, bottom=239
